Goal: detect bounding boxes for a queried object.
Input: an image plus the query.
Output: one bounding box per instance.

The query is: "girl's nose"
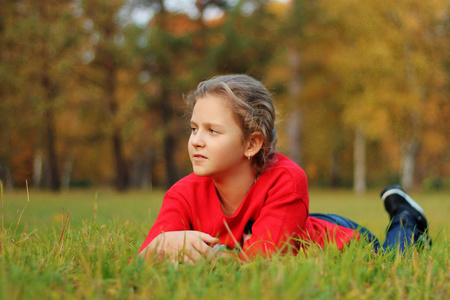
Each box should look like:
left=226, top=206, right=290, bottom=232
left=190, top=131, right=205, bottom=148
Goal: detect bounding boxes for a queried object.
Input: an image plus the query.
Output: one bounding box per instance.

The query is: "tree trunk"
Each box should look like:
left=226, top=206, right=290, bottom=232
left=112, top=129, right=129, bottom=191
left=286, top=45, right=303, bottom=165
left=154, top=2, right=178, bottom=188
left=329, top=149, right=340, bottom=188
left=401, top=139, right=418, bottom=191
left=39, top=3, right=60, bottom=192
left=105, top=52, right=129, bottom=192
left=44, top=106, right=61, bottom=191
left=32, top=151, right=43, bottom=188
left=353, top=126, right=366, bottom=194
left=130, top=149, right=154, bottom=190
left=61, top=155, right=73, bottom=190
left=42, top=73, right=61, bottom=192
left=0, top=161, right=14, bottom=190
left=160, top=87, right=178, bottom=188
left=142, top=148, right=155, bottom=190
left=286, top=110, right=302, bottom=165
left=402, top=41, right=421, bottom=191
left=163, top=133, right=178, bottom=188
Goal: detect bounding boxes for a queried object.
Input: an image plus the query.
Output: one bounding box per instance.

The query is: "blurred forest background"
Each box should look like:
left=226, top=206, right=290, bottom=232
left=0, top=0, right=449, bottom=193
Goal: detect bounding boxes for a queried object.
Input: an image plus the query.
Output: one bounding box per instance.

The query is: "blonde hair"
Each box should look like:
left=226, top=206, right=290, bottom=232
left=185, top=74, right=277, bottom=175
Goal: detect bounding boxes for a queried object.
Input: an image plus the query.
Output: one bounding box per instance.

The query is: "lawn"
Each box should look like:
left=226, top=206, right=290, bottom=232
left=1, top=187, right=449, bottom=299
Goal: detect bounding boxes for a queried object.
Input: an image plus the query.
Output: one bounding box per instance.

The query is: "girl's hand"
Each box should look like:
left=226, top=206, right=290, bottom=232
left=140, top=231, right=219, bottom=264
left=242, top=233, right=252, bottom=243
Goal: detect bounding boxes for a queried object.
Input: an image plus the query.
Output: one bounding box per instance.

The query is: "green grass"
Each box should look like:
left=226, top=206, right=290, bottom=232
left=0, top=188, right=449, bottom=299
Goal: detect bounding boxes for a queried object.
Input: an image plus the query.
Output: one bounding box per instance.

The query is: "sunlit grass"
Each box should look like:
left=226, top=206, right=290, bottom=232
left=0, top=187, right=449, bottom=299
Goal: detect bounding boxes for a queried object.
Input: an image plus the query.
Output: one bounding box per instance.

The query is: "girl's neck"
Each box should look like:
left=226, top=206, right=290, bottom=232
left=214, top=169, right=257, bottom=217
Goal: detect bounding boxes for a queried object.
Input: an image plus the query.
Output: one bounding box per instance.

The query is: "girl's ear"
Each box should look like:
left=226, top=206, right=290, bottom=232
left=245, top=132, right=264, bottom=158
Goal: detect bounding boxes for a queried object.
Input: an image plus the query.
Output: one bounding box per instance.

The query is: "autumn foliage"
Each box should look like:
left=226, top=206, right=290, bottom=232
left=0, top=0, right=448, bottom=192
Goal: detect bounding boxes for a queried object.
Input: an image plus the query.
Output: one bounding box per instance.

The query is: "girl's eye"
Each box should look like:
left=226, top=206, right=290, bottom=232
left=191, top=128, right=198, bottom=133
left=209, top=129, right=218, bottom=135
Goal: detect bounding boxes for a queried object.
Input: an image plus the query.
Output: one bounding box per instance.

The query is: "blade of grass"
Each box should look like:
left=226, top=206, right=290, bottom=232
left=58, top=209, right=71, bottom=247
left=13, top=180, right=30, bottom=241
left=0, top=180, right=3, bottom=253
left=94, top=191, right=98, bottom=221
left=223, top=219, right=249, bottom=261
left=1, top=180, right=4, bottom=232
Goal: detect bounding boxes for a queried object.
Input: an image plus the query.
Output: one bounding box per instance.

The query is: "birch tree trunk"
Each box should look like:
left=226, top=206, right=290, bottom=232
left=33, top=151, right=43, bottom=188
left=0, top=162, right=14, bottom=190
left=353, top=126, right=366, bottom=194
left=400, top=39, right=421, bottom=191
left=130, top=149, right=154, bottom=190
left=401, top=139, right=418, bottom=191
left=287, top=110, right=302, bottom=165
left=61, top=156, right=73, bottom=190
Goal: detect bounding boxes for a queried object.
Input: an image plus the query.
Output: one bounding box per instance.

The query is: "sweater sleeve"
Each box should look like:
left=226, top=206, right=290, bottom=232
left=138, top=189, right=192, bottom=253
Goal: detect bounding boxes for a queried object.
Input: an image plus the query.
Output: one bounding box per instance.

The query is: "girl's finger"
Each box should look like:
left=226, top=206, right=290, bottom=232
left=192, top=241, right=219, bottom=260
left=197, top=232, right=219, bottom=244
left=183, top=249, right=200, bottom=264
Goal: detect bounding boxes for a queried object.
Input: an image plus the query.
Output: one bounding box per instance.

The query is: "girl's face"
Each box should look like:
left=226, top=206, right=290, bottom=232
left=188, top=94, right=250, bottom=179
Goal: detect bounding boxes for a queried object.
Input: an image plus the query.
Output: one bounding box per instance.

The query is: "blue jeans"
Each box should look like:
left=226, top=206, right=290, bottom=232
left=310, top=212, right=422, bottom=253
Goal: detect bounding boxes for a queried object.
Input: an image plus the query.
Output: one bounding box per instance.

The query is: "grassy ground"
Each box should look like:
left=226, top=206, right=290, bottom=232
left=0, top=187, right=449, bottom=299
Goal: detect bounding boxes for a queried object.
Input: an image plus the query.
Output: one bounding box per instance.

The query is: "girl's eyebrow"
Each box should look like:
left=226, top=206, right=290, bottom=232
left=190, top=120, right=224, bottom=130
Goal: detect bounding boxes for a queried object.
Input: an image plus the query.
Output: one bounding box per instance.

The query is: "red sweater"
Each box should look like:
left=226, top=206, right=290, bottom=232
left=139, top=153, right=359, bottom=257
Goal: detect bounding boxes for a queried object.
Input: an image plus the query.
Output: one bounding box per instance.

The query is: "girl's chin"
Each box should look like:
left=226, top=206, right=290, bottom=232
left=192, top=168, right=211, bottom=177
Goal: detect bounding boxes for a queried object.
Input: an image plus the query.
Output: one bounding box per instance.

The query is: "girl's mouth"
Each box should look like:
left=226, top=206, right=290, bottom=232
left=193, top=154, right=207, bottom=161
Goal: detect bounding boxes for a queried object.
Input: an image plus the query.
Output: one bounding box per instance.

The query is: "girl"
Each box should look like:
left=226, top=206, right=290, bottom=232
left=138, top=74, right=430, bottom=263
